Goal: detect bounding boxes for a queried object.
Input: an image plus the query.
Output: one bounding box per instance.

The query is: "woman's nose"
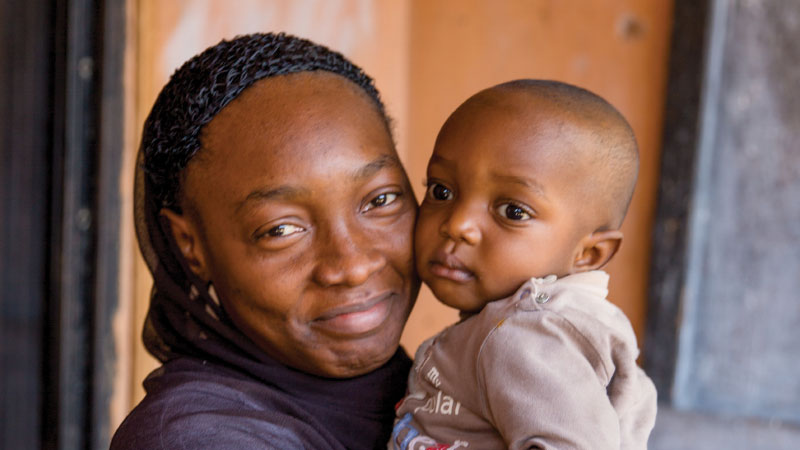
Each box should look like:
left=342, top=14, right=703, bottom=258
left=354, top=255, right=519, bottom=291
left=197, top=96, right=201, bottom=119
left=439, top=203, right=481, bottom=246
left=312, top=223, right=386, bottom=287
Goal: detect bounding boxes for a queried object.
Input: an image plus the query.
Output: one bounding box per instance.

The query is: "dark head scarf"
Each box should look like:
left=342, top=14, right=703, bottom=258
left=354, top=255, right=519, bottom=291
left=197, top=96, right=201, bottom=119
left=134, top=32, right=411, bottom=449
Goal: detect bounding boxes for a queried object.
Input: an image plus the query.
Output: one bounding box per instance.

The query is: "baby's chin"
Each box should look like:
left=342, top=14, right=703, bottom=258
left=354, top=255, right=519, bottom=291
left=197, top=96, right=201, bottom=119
left=425, top=281, right=488, bottom=314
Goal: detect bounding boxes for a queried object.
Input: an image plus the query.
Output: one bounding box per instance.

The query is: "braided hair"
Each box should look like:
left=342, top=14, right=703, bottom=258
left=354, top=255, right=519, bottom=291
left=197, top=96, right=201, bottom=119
left=142, top=32, right=389, bottom=210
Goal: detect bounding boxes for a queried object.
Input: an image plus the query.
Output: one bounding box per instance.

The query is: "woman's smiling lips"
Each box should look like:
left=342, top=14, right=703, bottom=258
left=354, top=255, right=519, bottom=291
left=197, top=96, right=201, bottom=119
left=311, top=292, right=394, bottom=336
left=428, top=251, right=475, bottom=283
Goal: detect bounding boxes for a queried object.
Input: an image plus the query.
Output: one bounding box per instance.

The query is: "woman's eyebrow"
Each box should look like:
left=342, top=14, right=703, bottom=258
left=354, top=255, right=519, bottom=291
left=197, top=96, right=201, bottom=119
left=235, top=154, right=400, bottom=212
left=351, top=154, right=401, bottom=180
left=237, top=185, right=311, bottom=212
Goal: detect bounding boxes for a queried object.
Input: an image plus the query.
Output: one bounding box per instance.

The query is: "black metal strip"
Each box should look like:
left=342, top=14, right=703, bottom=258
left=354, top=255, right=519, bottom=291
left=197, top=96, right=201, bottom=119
left=45, top=0, right=126, bottom=448
left=91, top=0, right=127, bottom=447
left=47, top=0, right=100, bottom=447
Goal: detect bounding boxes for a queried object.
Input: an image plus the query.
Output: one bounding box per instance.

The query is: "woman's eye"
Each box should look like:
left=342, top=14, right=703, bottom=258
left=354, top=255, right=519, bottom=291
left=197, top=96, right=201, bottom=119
left=427, top=183, right=454, bottom=201
left=265, top=223, right=304, bottom=237
left=496, top=203, right=532, bottom=221
left=364, top=192, right=399, bottom=211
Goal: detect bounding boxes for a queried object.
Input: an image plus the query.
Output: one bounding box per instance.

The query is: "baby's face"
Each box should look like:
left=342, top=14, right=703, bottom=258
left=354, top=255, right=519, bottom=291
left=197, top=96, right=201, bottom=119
left=415, top=100, right=596, bottom=312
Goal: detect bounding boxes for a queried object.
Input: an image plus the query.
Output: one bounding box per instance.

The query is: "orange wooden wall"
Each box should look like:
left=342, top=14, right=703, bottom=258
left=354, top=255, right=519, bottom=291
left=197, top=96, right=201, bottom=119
left=114, top=0, right=674, bottom=430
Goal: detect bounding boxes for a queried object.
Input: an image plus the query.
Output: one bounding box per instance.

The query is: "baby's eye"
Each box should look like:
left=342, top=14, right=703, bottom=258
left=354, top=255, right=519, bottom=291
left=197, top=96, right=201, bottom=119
left=364, top=192, right=399, bottom=211
left=496, top=203, right=532, bottom=221
left=426, top=182, right=454, bottom=201
left=266, top=223, right=305, bottom=237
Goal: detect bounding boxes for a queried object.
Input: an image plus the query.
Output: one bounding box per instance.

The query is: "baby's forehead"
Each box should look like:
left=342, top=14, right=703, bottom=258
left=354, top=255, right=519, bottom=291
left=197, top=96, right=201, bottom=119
left=446, top=95, right=600, bottom=158
left=438, top=92, right=617, bottom=187
left=437, top=106, right=595, bottom=179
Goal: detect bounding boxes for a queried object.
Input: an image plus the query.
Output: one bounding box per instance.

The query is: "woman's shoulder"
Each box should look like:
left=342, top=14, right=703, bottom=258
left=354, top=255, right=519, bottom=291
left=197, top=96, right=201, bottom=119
left=110, top=357, right=338, bottom=450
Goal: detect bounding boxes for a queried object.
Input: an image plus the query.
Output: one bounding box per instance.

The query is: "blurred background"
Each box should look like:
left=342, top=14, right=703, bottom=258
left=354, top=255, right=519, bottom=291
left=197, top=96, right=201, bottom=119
left=1, top=0, right=798, bottom=448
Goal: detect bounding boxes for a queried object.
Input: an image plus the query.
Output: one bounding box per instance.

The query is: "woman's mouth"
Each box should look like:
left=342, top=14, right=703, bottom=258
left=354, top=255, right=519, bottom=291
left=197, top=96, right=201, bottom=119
left=311, top=292, right=394, bottom=337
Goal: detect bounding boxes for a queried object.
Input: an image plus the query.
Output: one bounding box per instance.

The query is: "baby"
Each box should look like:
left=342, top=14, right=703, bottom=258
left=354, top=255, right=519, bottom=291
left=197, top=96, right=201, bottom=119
left=390, top=80, right=657, bottom=450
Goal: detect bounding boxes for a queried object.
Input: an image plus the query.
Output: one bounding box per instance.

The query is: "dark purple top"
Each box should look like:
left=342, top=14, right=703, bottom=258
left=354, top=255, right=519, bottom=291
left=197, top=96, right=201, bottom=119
left=111, top=351, right=411, bottom=450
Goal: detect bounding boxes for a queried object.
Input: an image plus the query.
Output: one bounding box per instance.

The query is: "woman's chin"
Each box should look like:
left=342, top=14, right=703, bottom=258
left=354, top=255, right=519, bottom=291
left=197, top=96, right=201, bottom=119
left=303, top=338, right=399, bottom=378
left=321, top=330, right=404, bottom=378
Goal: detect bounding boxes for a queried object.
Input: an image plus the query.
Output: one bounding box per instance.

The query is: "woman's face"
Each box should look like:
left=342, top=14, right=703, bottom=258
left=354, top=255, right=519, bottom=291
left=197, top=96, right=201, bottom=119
left=167, top=72, right=419, bottom=378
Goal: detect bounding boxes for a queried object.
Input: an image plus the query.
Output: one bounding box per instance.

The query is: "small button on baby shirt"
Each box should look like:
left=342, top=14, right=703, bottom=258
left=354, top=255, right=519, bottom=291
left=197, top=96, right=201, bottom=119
left=516, top=274, right=558, bottom=311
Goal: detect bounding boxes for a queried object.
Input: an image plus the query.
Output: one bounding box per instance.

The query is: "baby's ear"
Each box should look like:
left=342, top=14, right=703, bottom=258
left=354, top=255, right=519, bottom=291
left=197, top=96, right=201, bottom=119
left=160, top=208, right=210, bottom=281
left=571, top=229, right=623, bottom=273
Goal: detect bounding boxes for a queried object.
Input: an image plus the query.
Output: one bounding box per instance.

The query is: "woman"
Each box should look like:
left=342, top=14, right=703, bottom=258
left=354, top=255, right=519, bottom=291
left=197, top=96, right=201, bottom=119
left=111, top=33, right=420, bottom=449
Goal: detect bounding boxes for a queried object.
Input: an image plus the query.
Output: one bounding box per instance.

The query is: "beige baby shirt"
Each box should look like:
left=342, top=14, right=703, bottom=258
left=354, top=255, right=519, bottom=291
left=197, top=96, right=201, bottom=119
left=391, top=271, right=657, bottom=450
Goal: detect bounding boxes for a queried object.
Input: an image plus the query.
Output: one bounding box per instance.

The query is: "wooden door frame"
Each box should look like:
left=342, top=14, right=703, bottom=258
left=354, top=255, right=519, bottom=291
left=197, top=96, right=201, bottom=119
left=644, top=0, right=710, bottom=399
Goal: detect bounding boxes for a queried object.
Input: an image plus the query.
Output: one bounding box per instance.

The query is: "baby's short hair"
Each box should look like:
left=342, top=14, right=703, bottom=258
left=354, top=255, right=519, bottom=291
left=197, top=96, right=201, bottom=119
left=485, top=79, right=639, bottom=229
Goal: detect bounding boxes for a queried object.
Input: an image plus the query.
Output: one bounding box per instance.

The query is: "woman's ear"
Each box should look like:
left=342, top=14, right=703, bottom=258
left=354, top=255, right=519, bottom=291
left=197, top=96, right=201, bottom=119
left=571, top=229, right=623, bottom=273
left=160, top=208, right=210, bottom=281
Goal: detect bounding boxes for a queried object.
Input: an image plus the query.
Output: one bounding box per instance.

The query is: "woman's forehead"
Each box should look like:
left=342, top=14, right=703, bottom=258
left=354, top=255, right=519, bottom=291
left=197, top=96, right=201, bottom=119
left=210, top=71, right=374, bottom=124
left=180, top=73, right=399, bottom=210
left=202, top=72, right=387, bottom=153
